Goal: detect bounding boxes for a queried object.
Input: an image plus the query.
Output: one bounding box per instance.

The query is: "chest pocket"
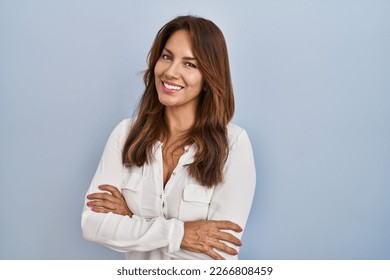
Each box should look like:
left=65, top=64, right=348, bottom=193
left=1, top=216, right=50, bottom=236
left=178, top=183, right=215, bottom=222
left=121, top=168, right=144, bottom=216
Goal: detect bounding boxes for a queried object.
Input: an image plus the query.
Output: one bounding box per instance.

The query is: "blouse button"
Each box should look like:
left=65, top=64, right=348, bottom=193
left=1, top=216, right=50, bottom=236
left=160, top=195, right=162, bottom=199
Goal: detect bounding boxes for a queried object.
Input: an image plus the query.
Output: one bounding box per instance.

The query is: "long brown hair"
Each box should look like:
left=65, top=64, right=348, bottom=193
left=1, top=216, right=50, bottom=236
left=122, top=15, right=234, bottom=187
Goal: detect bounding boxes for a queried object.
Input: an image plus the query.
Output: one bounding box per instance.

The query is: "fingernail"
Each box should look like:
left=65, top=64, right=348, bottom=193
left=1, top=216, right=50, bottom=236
left=86, top=195, right=91, bottom=199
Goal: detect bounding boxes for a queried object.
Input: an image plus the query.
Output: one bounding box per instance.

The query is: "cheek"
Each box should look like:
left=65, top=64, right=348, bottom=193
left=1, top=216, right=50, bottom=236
left=154, top=64, right=163, bottom=88
left=187, top=73, right=203, bottom=89
left=154, top=61, right=164, bottom=77
left=154, top=64, right=159, bottom=77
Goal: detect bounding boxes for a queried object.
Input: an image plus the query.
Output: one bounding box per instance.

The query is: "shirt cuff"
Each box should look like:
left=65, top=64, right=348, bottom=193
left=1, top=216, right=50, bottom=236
left=168, top=219, right=184, bottom=253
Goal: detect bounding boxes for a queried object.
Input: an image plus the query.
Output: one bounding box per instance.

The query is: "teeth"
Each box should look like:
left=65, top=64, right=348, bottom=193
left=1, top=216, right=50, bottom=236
left=164, top=82, right=182, bottom=91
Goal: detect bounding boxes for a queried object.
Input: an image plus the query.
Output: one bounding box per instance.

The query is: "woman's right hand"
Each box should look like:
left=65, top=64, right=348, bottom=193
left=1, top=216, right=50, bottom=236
left=86, top=185, right=133, bottom=217
left=180, top=220, right=243, bottom=260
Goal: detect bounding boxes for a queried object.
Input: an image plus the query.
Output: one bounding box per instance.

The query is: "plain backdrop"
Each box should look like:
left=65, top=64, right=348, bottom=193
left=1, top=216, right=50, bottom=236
left=1, top=0, right=389, bottom=259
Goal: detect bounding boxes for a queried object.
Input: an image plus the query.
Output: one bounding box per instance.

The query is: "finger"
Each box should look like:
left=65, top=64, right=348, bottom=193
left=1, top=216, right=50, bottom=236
left=186, top=243, right=225, bottom=260
left=214, top=220, right=243, bottom=232
left=209, top=240, right=238, bottom=256
left=87, top=192, right=121, bottom=204
left=87, top=200, right=117, bottom=210
left=205, top=247, right=225, bottom=260
left=91, top=206, right=113, bottom=214
left=98, top=185, right=122, bottom=198
left=209, top=230, right=242, bottom=247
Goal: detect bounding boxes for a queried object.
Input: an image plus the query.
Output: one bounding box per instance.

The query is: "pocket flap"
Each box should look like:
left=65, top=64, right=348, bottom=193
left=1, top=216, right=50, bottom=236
left=183, top=184, right=214, bottom=203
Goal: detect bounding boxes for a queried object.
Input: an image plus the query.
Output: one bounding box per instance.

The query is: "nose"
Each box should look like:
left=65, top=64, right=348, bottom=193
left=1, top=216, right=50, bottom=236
left=164, top=61, right=180, bottom=79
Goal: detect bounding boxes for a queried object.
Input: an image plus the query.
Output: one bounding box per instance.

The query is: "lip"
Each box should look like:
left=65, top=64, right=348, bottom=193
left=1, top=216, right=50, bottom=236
left=160, top=80, right=184, bottom=94
left=163, top=80, right=183, bottom=87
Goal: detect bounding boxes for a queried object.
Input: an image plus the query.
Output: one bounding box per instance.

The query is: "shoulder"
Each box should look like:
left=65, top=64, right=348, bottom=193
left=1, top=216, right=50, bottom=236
left=114, top=118, right=134, bottom=132
left=226, top=123, right=251, bottom=150
left=108, top=118, right=135, bottom=143
left=112, top=118, right=136, bottom=133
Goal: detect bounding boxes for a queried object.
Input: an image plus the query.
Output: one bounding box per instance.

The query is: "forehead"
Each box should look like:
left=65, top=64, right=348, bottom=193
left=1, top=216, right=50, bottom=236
left=164, top=30, right=194, bottom=56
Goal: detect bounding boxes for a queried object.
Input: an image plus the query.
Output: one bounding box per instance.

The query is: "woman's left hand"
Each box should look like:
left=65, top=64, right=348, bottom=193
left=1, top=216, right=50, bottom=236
left=86, top=185, right=133, bottom=217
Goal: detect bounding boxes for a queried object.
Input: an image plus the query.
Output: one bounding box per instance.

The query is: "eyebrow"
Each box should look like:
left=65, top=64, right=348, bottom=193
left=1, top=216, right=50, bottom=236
left=164, top=48, right=197, bottom=61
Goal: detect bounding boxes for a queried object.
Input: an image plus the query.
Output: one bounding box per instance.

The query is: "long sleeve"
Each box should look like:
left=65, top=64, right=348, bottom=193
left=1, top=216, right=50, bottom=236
left=165, top=129, right=256, bottom=259
left=81, top=119, right=184, bottom=254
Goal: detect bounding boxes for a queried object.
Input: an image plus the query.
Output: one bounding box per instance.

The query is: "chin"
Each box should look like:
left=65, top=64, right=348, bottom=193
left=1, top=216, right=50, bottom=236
left=157, top=95, right=175, bottom=107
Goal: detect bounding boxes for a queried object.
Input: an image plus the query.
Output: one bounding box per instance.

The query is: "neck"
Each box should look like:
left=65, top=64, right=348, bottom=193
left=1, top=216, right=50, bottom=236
left=164, top=106, right=196, bottom=135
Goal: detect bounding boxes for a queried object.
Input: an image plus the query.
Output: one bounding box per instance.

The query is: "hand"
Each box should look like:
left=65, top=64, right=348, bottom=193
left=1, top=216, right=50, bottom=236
left=86, top=185, right=133, bottom=217
left=181, top=220, right=243, bottom=260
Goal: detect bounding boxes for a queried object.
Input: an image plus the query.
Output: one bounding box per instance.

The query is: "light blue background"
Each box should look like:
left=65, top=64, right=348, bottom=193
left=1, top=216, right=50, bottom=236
left=1, top=0, right=389, bottom=259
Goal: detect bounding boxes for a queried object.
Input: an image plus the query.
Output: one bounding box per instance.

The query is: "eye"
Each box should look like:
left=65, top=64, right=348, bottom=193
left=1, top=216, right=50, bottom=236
left=185, top=62, right=197, bottom=68
left=161, top=54, right=172, bottom=61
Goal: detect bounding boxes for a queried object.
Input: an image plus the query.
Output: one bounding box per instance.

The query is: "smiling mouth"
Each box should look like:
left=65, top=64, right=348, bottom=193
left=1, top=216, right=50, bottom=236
left=163, top=82, right=183, bottom=91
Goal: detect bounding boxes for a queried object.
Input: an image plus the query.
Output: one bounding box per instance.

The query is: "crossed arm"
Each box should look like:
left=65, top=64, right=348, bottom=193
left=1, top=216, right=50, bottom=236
left=86, top=184, right=243, bottom=260
left=83, top=120, right=255, bottom=260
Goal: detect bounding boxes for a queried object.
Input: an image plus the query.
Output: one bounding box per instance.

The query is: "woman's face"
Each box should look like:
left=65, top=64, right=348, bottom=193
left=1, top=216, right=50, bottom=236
left=154, top=30, right=204, bottom=113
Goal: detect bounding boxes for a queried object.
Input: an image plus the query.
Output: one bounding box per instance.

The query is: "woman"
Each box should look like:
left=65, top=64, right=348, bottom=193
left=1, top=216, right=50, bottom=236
left=81, top=15, right=256, bottom=260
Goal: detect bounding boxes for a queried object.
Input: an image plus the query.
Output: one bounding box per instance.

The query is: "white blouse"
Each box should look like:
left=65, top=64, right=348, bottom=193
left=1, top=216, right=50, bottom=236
left=81, top=119, right=256, bottom=259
